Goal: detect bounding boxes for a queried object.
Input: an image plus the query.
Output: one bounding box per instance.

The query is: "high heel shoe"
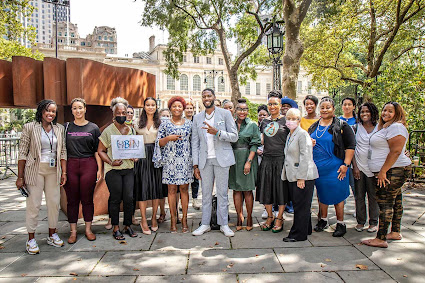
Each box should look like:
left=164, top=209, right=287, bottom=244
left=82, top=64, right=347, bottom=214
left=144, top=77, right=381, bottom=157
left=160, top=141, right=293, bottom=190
left=181, top=217, right=189, bottom=233
left=236, top=216, right=244, bottom=231
left=151, top=218, right=158, bottom=232
left=261, top=216, right=275, bottom=231
left=158, top=213, right=166, bottom=224
left=140, top=223, right=152, bottom=235
left=272, top=217, right=284, bottom=233
left=170, top=217, right=177, bottom=234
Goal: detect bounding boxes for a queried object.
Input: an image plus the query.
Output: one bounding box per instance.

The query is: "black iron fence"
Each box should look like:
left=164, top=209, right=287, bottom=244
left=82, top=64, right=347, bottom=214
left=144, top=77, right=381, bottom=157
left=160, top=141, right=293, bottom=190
left=0, top=137, right=19, bottom=179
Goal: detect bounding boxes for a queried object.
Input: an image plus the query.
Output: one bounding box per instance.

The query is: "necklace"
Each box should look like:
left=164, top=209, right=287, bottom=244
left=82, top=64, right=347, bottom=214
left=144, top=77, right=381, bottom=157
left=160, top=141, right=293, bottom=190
left=205, top=110, right=215, bottom=120
left=171, top=117, right=183, bottom=125
left=315, top=124, right=330, bottom=139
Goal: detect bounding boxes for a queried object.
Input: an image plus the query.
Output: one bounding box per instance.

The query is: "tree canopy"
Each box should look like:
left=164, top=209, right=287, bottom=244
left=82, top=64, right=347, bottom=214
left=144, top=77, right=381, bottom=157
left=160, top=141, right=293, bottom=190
left=139, top=0, right=281, bottom=103
left=0, top=0, right=43, bottom=60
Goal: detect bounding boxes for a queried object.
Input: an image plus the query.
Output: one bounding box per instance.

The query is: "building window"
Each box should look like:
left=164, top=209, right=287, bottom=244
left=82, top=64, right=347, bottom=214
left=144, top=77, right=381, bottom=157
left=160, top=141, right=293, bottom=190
left=180, top=74, right=188, bottom=91
left=256, top=83, right=261, bottom=95
left=98, top=36, right=101, bottom=40
left=308, top=81, right=312, bottom=94
left=109, top=37, right=113, bottom=41
left=58, top=32, right=61, bottom=36
left=206, top=76, right=214, bottom=89
left=266, top=83, right=271, bottom=94
left=81, top=42, right=85, bottom=46
left=206, top=57, right=212, bottom=64
left=193, top=56, right=199, bottom=63
left=218, top=77, right=225, bottom=92
left=245, top=83, right=250, bottom=96
left=219, top=58, right=224, bottom=65
left=167, top=75, right=175, bottom=90
left=104, top=36, right=107, bottom=40
left=183, top=55, right=187, bottom=62
left=193, top=75, right=201, bottom=91
left=297, top=81, right=302, bottom=93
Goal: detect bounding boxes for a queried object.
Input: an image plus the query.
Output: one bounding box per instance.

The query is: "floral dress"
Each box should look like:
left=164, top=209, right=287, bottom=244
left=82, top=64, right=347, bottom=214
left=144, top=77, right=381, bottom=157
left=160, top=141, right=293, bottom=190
left=153, top=118, right=194, bottom=185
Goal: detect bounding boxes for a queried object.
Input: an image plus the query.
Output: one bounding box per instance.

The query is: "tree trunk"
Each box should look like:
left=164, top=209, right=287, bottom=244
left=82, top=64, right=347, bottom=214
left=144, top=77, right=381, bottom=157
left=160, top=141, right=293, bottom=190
left=282, top=0, right=312, bottom=100
left=282, top=37, right=303, bottom=99
left=228, top=67, right=242, bottom=106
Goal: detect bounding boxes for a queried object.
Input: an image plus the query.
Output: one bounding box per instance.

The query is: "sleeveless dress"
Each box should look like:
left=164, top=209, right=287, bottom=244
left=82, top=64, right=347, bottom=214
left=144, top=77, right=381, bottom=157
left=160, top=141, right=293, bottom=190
left=311, top=125, right=350, bottom=205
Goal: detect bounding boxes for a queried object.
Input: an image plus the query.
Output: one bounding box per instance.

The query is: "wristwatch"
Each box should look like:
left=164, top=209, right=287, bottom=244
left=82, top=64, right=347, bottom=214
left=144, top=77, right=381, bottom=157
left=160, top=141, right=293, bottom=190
left=247, top=159, right=252, bottom=163
left=343, top=163, right=350, bottom=167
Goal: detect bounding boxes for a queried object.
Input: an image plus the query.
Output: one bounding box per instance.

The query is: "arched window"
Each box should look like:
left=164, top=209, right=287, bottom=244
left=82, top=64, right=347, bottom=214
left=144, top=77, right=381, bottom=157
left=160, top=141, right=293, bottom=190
left=166, top=75, right=175, bottom=90
left=206, top=75, right=214, bottom=89
left=218, top=76, right=225, bottom=92
left=193, top=75, right=201, bottom=91
left=180, top=74, right=188, bottom=91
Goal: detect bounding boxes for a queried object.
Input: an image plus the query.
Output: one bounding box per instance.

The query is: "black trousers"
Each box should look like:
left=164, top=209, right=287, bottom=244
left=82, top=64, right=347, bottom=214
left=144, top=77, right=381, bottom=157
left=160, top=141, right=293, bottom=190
left=287, top=180, right=314, bottom=241
left=105, top=169, right=134, bottom=226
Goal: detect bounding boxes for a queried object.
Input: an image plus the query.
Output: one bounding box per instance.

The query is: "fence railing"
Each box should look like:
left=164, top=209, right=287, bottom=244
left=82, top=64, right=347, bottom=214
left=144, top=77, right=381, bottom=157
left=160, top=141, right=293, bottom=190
left=408, top=130, right=425, bottom=183
left=0, top=137, right=19, bottom=180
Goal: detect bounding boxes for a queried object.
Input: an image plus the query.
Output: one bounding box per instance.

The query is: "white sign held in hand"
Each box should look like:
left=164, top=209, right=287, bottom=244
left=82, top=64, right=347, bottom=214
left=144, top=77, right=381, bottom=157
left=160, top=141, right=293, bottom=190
left=111, top=135, right=145, bottom=159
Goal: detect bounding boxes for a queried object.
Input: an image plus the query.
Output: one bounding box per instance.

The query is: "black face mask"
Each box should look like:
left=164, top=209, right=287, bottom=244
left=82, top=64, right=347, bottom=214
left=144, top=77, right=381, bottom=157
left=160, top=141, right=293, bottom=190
left=115, top=116, right=126, bottom=124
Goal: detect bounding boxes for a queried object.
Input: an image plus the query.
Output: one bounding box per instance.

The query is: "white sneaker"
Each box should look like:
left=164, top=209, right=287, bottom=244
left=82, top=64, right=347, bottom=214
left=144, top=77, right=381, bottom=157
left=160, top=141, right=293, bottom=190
left=192, top=225, right=211, bottom=236
left=192, top=199, right=200, bottom=210
left=26, top=239, right=40, bottom=255
left=220, top=225, right=235, bottom=237
left=261, top=209, right=268, bottom=219
left=47, top=233, right=64, bottom=247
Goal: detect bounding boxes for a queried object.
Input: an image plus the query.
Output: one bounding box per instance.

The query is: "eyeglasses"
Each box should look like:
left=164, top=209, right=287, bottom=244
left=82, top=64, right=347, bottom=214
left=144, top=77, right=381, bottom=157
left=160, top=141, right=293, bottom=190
left=236, top=108, right=249, bottom=112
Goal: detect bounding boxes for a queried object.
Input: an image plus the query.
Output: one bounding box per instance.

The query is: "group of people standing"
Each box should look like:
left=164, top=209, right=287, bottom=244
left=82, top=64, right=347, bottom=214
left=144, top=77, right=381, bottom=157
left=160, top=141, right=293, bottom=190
left=16, top=87, right=411, bottom=255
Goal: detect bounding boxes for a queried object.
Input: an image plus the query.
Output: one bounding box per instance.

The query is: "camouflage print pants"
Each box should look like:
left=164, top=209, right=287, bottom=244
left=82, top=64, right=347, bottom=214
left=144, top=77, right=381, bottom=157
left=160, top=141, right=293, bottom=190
left=374, top=167, right=409, bottom=241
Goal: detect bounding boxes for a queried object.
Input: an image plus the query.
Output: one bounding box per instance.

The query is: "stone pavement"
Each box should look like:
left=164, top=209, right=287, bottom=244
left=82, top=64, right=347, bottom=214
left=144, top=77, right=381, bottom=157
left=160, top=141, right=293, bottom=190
left=1, top=176, right=425, bottom=282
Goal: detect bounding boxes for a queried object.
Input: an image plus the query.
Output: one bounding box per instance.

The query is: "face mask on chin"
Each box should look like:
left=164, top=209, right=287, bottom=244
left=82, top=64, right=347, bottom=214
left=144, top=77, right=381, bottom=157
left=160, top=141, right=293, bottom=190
left=115, top=116, right=126, bottom=124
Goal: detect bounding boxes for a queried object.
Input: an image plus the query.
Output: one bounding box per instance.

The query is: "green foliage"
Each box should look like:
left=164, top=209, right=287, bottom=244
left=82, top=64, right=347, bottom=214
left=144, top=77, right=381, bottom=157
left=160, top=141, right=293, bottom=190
left=139, top=0, right=280, bottom=98
left=0, top=108, right=35, bottom=132
left=242, top=96, right=261, bottom=122
left=0, top=0, right=43, bottom=61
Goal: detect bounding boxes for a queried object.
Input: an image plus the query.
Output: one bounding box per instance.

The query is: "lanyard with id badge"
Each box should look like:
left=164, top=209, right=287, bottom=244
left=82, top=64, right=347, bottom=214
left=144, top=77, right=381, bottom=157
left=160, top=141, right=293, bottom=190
left=42, top=126, right=56, bottom=167
left=368, top=129, right=380, bottom=160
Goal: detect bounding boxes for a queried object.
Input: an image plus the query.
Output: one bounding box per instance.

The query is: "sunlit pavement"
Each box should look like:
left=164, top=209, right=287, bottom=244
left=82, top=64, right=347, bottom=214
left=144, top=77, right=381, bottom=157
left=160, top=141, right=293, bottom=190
left=1, top=175, right=424, bottom=282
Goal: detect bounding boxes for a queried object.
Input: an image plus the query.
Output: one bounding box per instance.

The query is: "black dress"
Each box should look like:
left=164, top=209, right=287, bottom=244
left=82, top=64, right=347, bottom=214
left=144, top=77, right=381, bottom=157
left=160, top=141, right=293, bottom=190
left=134, top=126, right=165, bottom=201
left=256, top=117, right=290, bottom=206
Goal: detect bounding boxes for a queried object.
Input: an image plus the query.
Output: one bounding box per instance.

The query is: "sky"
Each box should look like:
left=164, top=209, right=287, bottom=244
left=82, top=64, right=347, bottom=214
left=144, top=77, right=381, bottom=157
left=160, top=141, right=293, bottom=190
left=70, top=0, right=168, bottom=56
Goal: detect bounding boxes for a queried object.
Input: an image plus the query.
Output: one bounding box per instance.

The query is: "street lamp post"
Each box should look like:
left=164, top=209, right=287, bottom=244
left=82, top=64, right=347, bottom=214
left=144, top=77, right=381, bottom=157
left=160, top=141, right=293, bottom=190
left=266, top=19, right=285, bottom=91
left=203, top=70, right=224, bottom=91
left=41, top=0, right=70, bottom=58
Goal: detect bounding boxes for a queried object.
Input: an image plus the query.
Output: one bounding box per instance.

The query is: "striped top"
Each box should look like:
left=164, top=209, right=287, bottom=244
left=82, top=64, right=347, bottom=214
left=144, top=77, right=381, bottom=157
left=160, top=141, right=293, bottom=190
left=99, top=123, right=135, bottom=174
left=18, top=122, right=67, bottom=186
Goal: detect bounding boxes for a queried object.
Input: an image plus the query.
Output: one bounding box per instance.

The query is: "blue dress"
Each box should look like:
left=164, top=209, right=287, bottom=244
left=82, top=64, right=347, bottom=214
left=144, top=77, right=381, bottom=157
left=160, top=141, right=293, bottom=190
left=311, top=125, right=350, bottom=205
left=153, top=119, right=194, bottom=185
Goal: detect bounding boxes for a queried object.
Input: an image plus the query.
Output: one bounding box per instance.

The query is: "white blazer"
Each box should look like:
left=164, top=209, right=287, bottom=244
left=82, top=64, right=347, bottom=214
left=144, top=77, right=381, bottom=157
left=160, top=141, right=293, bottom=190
left=281, top=126, right=319, bottom=182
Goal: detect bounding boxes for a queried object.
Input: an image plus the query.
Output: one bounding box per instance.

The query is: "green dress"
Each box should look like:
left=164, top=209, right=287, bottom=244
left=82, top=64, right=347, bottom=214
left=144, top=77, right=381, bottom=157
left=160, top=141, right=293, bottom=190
left=229, top=118, right=262, bottom=191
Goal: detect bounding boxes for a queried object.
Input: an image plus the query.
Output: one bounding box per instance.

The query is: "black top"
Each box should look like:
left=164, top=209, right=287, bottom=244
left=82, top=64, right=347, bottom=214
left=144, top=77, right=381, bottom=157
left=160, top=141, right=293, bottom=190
left=260, top=117, right=289, bottom=157
left=308, top=117, right=356, bottom=161
left=65, top=122, right=101, bottom=158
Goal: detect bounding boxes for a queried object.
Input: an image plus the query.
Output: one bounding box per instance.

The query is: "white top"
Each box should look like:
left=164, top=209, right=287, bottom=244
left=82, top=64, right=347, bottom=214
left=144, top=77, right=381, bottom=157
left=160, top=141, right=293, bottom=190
left=136, top=125, right=158, bottom=144
left=40, top=129, right=57, bottom=163
left=368, top=122, right=411, bottom=173
left=355, top=123, right=377, bottom=177
left=205, top=112, right=216, bottom=159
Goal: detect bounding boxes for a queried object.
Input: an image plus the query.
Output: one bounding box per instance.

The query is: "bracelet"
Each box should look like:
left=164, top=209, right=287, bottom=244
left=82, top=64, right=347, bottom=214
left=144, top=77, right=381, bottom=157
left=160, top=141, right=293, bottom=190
left=247, top=159, right=252, bottom=163
left=62, top=172, right=67, bottom=175
left=215, top=130, right=220, bottom=137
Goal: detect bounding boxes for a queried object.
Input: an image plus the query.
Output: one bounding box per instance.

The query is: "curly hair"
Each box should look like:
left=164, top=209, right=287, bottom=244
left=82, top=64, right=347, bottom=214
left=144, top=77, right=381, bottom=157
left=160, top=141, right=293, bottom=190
left=257, top=104, right=269, bottom=114
left=110, top=97, right=128, bottom=112
left=357, top=102, right=379, bottom=126
left=138, top=97, right=161, bottom=129
left=267, top=90, right=282, bottom=99
left=70, top=97, right=86, bottom=108
left=303, top=95, right=319, bottom=106
left=168, top=96, right=187, bottom=110
left=35, top=99, right=58, bottom=124
left=319, top=96, right=335, bottom=107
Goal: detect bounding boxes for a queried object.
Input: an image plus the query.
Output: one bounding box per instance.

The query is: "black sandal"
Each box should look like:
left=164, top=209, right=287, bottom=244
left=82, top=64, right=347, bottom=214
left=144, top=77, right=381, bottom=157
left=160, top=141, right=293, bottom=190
left=113, top=230, right=125, bottom=240
left=123, top=227, right=138, bottom=238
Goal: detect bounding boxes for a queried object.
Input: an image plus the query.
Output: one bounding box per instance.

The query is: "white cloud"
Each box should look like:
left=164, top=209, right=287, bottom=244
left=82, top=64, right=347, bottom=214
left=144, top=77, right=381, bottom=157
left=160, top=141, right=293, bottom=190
left=70, top=0, right=167, bottom=56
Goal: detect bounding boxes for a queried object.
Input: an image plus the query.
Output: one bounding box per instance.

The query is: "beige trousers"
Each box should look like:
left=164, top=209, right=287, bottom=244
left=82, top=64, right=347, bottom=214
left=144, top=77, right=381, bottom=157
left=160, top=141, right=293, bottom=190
left=26, top=163, right=60, bottom=233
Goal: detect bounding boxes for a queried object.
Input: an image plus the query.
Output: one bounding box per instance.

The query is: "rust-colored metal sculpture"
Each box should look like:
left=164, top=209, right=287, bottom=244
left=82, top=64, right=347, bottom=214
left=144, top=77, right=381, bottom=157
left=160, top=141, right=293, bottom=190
left=0, top=56, right=156, bottom=217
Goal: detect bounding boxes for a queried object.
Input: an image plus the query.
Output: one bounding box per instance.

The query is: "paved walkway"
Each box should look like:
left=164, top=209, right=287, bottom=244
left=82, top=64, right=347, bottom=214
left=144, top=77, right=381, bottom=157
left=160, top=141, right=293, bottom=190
left=0, top=176, right=425, bottom=282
